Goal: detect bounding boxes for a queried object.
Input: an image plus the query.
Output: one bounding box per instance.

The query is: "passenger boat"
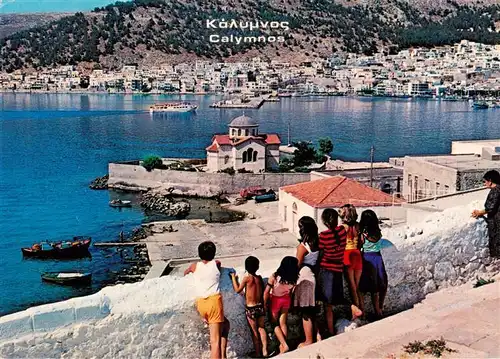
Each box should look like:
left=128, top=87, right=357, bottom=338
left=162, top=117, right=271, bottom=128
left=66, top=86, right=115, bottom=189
left=109, top=199, right=132, bottom=207
left=255, top=190, right=277, bottom=203
left=149, top=102, right=197, bottom=113
left=41, top=272, right=92, bottom=285
left=21, top=237, right=92, bottom=259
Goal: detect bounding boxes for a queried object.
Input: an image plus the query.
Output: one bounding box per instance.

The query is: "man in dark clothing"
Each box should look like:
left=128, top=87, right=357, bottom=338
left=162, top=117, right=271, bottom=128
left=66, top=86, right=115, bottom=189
left=472, top=170, right=500, bottom=258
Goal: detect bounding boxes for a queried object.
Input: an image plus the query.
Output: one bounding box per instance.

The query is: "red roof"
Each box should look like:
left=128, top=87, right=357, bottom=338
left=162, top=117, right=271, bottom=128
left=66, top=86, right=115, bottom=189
left=206, top=134, right=281, bottom=152
left=281, top=176, right=405, bottom=208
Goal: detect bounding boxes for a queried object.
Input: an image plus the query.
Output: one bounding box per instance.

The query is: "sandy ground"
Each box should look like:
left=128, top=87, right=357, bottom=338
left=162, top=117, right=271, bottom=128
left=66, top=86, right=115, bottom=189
left=141, top=201, right=298, bottom=263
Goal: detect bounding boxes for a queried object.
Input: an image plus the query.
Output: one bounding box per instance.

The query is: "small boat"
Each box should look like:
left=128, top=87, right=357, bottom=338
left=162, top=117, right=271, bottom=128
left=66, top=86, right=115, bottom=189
left=149, top=102, right=197, bottom=113
left=22, top=237, right=92, bottom=259
left=109, top=199, right=132, bottom=207
left=240, top=186, right=267, bottom=199
left=41, top=272, right=92, bottom=286
left=472, top=102, right=489, bottom=109
left=255, top=190, right=277, bottom=203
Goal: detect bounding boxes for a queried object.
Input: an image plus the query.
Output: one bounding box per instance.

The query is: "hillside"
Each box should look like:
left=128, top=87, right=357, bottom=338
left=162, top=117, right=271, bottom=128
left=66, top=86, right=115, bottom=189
left=0, top=0, right=499, bottom=72
left=0, top=13, right=69, bottom=39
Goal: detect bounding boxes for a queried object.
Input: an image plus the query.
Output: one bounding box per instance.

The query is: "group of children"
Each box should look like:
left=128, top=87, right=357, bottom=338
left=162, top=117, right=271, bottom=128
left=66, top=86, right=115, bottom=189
left=184, top=205, right=388, bottom=359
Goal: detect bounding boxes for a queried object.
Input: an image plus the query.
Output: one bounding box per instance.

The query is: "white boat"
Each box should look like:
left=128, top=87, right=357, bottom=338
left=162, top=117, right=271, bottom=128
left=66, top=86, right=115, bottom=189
left=149, top=102, right=198, bottom=113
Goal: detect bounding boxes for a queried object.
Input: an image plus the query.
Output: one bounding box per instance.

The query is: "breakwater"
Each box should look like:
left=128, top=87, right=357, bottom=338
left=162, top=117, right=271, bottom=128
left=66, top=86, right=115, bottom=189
left=108, top=162, right=311, bottom=196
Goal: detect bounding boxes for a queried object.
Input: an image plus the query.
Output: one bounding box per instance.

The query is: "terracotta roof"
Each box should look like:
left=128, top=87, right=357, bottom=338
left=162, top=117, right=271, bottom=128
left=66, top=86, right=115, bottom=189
left=206, top=134, right=281, bottom=150
left=206, top=142, right=218, bottom=152
left=281, top=176, right=405, bottom=208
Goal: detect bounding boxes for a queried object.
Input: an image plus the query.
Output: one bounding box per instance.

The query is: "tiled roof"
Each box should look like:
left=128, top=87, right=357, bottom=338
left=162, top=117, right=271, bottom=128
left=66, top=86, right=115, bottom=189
left=281, top=176, right=405, bottom=208
left=206, top=134, right=281, bottom=151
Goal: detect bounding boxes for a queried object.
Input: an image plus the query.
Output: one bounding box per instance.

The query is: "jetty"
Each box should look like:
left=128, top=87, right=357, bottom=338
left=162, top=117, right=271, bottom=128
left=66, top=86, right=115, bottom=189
left=94, top=242, right=146, bottom=247
left=210, top=95, right=266, bottom=109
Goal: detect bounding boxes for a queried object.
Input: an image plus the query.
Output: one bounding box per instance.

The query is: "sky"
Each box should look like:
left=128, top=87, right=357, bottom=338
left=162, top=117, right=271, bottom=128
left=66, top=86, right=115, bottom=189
left=0, top=0, right=115, bottom=13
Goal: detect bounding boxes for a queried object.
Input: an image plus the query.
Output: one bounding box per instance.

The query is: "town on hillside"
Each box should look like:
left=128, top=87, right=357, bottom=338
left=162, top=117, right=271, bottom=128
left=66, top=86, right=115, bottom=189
left=1, top=40, right=499, bottom=101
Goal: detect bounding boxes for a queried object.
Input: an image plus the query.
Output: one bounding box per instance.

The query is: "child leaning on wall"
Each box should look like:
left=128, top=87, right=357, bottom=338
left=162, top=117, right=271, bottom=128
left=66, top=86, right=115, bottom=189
left=230, top=256, right=268, bottom=358
left=184, top=241, right=230, bottom=359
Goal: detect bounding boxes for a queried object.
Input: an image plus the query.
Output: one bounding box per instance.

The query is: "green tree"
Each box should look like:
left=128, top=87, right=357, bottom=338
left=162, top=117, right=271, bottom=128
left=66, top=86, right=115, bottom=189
left=318, top=137, right=333, bottom=156
left=292, top=141, right=317, bottom=167
left=142, top=155, right=162, bottom=171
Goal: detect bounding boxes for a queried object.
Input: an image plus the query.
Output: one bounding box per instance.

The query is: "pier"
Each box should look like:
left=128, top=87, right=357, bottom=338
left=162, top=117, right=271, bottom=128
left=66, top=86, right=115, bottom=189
left=210, top=96, right=267, bottom=109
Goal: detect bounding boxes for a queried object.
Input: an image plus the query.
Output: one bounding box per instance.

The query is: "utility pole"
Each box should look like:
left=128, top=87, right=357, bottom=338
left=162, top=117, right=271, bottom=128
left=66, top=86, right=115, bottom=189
left=287, top=121, right=291, bottom=146
left=370, top=145, right=375, bottom=188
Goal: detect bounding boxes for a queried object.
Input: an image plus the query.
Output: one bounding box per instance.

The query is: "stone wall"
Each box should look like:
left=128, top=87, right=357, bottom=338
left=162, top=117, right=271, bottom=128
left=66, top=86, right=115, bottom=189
left=108, top=163, right=311, bottom=196
left=457, top=170, right=490, bottom=192
left=380, top=200, right=495, bottom=313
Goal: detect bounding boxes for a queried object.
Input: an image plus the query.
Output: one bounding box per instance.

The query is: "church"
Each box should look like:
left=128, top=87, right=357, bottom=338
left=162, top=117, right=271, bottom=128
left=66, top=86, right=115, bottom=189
left=206, top=115, right=281, bottom=173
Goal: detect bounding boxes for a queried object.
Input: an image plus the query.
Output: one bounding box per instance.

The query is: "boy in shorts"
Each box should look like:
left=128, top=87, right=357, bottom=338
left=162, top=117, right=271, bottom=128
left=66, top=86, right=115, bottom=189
left=185, top=241, right=230, bottom=359
left=230, top=256, right=268, bottom=357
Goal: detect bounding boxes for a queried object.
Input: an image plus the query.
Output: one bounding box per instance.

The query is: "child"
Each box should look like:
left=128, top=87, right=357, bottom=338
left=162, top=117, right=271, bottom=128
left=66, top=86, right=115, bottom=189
left=230, top=256, right=268, bottom=358
left=263, top=256, right=299, bottom=354
left=318, top=209, right=347, bottom=336
left=359, top=210, right=388, bottom=318
left=339, top=204, right=364, bottom=315
left=294, top=216, right=320, bottom=348
left=184, top=241, right=230, bottom=359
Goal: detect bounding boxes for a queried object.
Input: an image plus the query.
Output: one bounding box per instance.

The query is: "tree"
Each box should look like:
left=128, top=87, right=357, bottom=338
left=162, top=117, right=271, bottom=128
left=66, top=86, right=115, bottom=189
left=292, top=141, right=317, bottom=167
left=318, top=137, right=333, bottom=156
left=142, top=155, right=162, bottom=171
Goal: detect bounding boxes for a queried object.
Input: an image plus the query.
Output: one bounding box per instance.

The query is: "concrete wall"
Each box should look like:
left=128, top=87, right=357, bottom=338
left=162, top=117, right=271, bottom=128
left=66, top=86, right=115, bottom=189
left=403, top=157, right=457, bottom=202
left=404, top=187, right=490, bottom=226
left=451, top=140, right=500, bottom=155
left=109, top=163, right=311, bottom=196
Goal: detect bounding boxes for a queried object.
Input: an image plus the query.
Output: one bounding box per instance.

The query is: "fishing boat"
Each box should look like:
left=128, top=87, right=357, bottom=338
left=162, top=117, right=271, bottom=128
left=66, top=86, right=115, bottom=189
left=21, top=237, right=92, bottom=259
left=472, top=102, right=489, bottom=109
left=149, top=102, right=197, bottom=113
left=41, top=272, right=92, bottom=285
left=109, top=199, right=132, bottom=208
left=255, top=190, right=277, bottom=203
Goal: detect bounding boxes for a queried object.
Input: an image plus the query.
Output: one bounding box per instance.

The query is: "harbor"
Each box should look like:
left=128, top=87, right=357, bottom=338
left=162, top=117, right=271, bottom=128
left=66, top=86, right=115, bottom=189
left=209, top=95, right=267, bottom=109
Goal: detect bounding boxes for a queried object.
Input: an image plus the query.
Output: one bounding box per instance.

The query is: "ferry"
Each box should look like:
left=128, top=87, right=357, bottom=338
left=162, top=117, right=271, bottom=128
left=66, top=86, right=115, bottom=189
left=149, top=102, right=198, bottom=113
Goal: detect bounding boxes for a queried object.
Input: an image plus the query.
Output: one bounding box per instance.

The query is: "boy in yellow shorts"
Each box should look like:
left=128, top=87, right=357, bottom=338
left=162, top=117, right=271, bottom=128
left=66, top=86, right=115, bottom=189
left=184, top=241, right=230, bottom=359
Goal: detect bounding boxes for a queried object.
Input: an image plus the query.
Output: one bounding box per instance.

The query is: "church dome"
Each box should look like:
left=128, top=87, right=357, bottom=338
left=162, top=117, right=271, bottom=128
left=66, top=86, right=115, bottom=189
left=228, top=115, right=258, bottom=128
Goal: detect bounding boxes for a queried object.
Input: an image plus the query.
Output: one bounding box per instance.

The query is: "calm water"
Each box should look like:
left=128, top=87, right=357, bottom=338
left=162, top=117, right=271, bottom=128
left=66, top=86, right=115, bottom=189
left=0, top=0, right=113, bottom=14
left=1, top=93, right=499, bottom=316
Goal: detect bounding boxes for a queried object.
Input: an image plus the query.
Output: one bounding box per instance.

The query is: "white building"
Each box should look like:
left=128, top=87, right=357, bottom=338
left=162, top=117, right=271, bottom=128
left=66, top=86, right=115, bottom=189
left=206, top=115, right=281, bottom=173
left=279, top=176, right=404, bottom=236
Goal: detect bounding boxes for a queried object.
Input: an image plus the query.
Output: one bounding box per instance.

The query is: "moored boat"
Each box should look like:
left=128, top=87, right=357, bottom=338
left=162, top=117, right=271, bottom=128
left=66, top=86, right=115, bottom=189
left=472, top=102, right=489, bottom=109
left=22, top=237, right=92, bottom=259
left=41, top=272, right=92, bottom=285
left=109, top=199, right=132, bottom=207
left=255, top=190, right=277, bottom=203
left=149, top=102, right=197, bottom=113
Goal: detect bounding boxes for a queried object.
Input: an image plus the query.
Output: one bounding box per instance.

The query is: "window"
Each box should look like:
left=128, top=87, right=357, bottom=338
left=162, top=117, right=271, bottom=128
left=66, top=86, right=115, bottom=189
left=224, top=155, right=229, bottom=164
left=247, top=148, right=253, bottom=162
left=424, top=179, right=430, bottom=196
left=253, top=150, right=257, bottom=162
left=242, top=152, right=247, bottom=163
left=292, top=202, right=298, bottom=213
left=436, top=182, right=440, bottom=195
left=238, top=129, right=241, bottom=136
left=414, top=176, right=419, bottom=200
left=245, top=129, right=249, bottom=136
left=408, top=174, right=413, bottom=200
left=444, top=185, right=449, bottom=194
left=284, top=206, right=287, bottom=222
left=231, top=129, right=236, bottom=136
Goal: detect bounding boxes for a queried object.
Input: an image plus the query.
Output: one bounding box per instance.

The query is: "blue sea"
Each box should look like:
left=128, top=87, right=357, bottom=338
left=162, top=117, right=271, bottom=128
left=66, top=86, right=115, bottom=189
left=0, top=0, right=113, bottom=14
left=0, top=93, right=499, bottom=316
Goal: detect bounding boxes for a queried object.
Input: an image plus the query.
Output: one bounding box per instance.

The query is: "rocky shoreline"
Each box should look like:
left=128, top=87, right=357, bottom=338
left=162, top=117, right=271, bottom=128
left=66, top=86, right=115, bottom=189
left=89, top=175, right=109, bottom=190
left=140, top=188, right=191, bottom=217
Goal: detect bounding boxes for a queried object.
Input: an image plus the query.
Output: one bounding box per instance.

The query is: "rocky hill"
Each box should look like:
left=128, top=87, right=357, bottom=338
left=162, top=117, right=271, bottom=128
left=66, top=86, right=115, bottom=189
left=0, top=0, right=499, bottom=72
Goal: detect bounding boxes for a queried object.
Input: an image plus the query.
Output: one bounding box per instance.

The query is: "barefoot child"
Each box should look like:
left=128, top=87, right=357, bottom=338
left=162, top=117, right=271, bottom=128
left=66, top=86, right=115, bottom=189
left=359, top=210, right=388, bottom=318
left=184, top=241, right=230, bottom=359
left=263, top=256, right=299, bottom=354
left=230, top=256, right=268, bottom=357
